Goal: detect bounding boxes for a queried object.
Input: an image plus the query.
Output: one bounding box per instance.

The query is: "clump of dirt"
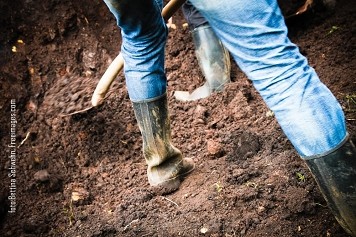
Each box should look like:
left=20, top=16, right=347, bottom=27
left=0, top=0, right=355, bottom=236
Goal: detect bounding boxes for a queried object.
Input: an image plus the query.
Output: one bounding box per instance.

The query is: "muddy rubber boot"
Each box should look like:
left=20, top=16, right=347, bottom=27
left=305, top=138, right=356, bottom=236
left=132, top=94, right=195, bottom=194
left=174, top=25, right=231, bottom=101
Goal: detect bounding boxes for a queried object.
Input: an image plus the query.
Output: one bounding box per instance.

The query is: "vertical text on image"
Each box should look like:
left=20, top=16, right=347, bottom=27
left=8, top=99, right=17, bottom=213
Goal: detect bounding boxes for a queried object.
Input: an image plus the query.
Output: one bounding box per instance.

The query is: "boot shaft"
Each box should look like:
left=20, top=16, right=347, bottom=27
left=132, top=94, right=194, bottom=189
left=192, top=25, right=231, bottom=92
left=305, top=138, right=356, bottom=236
left=132, top=94, right=180, bottom=167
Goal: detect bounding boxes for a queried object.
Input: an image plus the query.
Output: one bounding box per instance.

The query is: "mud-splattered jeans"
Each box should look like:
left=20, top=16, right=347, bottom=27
left=103, top=0, right=347, bottom=158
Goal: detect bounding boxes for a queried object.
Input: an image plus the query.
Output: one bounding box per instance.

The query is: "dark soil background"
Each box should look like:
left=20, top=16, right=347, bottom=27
left=0, top=0, right=355, bottom=236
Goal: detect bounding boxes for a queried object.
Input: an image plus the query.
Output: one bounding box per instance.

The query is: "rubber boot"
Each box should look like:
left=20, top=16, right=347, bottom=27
left=305, top=138, right=356, bottom=236
left=174, top=25, right=231, bottom=101
left=132, top=94, right=195, bottom=194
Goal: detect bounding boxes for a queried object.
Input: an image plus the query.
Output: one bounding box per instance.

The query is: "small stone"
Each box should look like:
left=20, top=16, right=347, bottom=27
left=266, top=110, right=274, bottom=117
left=33, top=170, right=50, bottom=182
left=207, top=140, right=224, bottom=158
left=71, top=187, right=90, bottom=204
left=200, top=227, right=209, bottom=234
left=194, top=105, right=207, bottom=119
left=257, top=206, right=266, bottom=213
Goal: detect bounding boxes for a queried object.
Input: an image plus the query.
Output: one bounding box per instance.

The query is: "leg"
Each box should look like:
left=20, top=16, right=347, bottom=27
left=103, top=0, right=194, bottom=193
left=188, top=0, right=355, bottom=234
left=175, top=2, right=231, bottom=101
left=103, top=0, right=167, bottom=101
left=188, top=0, right=346, bottom=160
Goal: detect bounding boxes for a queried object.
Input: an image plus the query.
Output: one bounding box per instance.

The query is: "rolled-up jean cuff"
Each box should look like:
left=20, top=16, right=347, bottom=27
left=302, top=133, right=349, bottom=160
left=125, top=71, right=167, bottom=102
left=130, top=93, right=167, bottom=104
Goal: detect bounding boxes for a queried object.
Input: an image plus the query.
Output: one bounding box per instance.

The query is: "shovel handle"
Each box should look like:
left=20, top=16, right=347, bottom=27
left=91, top=0, right=187, bottom=106
left=162, top=0, right=187, bottom=22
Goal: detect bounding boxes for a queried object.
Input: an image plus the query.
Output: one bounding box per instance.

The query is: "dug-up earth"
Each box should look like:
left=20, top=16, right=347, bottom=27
left=0, top=0, right=355, bottom=236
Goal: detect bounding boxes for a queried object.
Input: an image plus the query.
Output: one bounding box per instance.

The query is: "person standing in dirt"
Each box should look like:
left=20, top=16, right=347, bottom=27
left=102, top=0, right=355, bottom=235
left=174, top=1, right=231, bottom=101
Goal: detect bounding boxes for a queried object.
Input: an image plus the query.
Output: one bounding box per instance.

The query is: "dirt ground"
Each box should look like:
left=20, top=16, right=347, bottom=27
left=0, top=0, right=355, bottom=236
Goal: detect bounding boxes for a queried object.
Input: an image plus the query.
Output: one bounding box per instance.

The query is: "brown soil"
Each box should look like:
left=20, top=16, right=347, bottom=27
left=1, top=0, right=355, bottom=236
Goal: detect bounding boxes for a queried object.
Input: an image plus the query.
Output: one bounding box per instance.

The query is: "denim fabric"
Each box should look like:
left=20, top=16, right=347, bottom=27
left=103, top=0, right=347, bottom=157
left=188, top=0, right=346, bottom=157
left=103, top=0, right=167, bottom=102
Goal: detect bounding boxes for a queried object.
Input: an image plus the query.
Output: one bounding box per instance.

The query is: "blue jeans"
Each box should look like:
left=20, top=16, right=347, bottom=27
left=103, top=0, right=347, bottom=158
left=103, top=0, right=167, bottom=102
